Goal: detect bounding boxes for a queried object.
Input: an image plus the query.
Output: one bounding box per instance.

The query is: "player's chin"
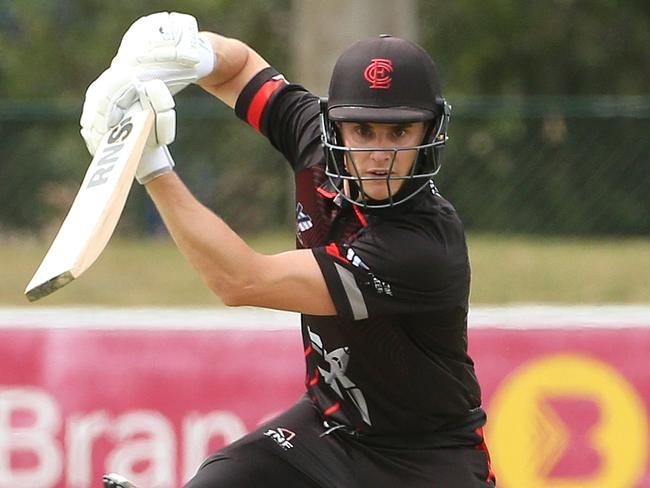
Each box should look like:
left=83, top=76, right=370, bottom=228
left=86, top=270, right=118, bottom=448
left=359, top=181, right=403, bottom=202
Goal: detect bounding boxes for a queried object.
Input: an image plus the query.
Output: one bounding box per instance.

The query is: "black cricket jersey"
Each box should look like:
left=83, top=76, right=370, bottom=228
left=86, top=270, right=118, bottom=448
left=235, top=67, right=485, bottom=446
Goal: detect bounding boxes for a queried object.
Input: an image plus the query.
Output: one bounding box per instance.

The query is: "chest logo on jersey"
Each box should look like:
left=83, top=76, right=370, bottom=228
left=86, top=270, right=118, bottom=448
left=296, top=202, right=313, bottom=233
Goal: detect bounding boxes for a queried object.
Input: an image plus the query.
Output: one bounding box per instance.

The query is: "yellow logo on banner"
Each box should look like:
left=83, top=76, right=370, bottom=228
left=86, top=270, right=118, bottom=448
left=487, top=354, right=648, bottom=488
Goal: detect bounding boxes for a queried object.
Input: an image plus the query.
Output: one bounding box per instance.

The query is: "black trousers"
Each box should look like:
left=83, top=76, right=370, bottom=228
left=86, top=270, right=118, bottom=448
left=184, top=396, right=496, bottom=488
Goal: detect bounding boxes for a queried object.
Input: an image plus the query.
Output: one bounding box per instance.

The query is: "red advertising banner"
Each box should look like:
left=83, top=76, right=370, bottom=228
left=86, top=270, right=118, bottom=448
left=1, top=307, right=649, bottom=488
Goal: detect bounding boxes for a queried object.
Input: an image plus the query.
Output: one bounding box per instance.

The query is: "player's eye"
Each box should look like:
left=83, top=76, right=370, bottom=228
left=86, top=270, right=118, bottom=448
left=355, top=125, right=373, bottom=138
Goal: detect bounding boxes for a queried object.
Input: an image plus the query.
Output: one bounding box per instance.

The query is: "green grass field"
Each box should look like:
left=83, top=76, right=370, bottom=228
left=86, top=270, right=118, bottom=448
left=4, top=232, right=649, bottom=306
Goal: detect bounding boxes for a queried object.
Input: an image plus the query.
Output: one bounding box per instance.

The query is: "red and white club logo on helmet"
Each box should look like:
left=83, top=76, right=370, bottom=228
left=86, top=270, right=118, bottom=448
left=364, top=58, right=393, bottom=89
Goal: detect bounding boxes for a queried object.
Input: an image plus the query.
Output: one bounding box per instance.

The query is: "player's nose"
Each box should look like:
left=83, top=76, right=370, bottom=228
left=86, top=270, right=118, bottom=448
left=369, top=148, right=392, bottom=163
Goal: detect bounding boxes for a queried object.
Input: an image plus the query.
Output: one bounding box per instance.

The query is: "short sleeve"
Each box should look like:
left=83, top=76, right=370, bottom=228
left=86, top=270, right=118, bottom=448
left=235, top=67, right=322, bottom=172
left=311, top=223, right=470, bottom=322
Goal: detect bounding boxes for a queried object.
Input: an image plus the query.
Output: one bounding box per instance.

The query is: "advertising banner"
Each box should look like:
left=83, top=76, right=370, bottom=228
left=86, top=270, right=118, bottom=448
left=1, top=307, right=649, bottom=488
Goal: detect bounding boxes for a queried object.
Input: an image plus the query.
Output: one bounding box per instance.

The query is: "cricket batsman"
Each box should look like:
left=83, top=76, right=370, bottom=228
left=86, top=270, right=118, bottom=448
left=83, top=12, right=496, bottom=488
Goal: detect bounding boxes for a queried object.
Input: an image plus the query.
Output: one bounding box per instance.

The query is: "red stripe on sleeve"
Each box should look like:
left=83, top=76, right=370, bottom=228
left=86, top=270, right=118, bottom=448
left=246, top=79, right=285, bottom=132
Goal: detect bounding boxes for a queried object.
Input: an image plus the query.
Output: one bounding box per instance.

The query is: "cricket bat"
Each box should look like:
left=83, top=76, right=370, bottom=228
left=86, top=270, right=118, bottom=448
left=25, top=108, right=154, bottom=302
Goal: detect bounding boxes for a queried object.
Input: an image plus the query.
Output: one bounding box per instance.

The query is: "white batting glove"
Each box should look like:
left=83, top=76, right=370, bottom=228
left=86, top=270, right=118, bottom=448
left=111, top=12, right=215, bottom=95
left=134, top=79, right=176, bottom=185
left=80, top=67, right=177, bottom=150
left=80, top=74, right=176, bottom=184
left=81, top=67, right=135, bottom=155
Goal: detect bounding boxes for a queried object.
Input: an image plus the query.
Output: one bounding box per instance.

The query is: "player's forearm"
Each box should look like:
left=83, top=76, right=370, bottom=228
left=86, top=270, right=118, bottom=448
left=144, top=171, right=262, bottom=304
left=197, top=33, right=270, bottom=108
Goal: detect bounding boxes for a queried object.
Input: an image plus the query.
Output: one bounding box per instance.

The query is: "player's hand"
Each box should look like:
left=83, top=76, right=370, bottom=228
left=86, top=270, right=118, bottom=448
left=80, top=67, right=176, bottom=154
left=80, top=67, right=134, bottom=156
left=80, top=72, right=176, bottom=184
left=133, top=79, right=177, bottom=185
left=111, top=11, right=215, bottom=95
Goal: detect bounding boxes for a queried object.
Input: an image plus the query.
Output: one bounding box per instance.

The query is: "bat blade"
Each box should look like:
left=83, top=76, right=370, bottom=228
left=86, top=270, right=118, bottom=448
left=25, top=109, right=154, bottom=302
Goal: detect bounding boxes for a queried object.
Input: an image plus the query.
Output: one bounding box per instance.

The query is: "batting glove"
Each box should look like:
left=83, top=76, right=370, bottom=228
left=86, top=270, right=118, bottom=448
left=133, top=79, right=177, bottom=185
left=111, top=12, right=216, bottom=95
left=80, top=68, right=134, bottom=156
left=80, top=69, right=176, bottom=151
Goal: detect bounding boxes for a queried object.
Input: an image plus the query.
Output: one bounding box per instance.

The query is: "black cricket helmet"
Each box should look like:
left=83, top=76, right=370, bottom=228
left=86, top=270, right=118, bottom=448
left=320, top=34, right=451, bottom=208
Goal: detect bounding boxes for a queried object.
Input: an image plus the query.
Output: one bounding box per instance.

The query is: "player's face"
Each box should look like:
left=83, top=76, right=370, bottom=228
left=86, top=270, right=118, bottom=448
left=338, top=121, right=426, bottom=201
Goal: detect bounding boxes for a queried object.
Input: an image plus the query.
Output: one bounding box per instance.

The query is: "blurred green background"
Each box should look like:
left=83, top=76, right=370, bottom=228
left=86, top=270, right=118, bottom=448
left=1, top=0, right=649, bottom=305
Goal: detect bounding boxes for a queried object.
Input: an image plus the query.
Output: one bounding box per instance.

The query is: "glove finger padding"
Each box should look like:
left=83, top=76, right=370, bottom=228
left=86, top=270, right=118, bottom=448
left=80, top=68, right=136, bottom=155
left=138, top=79, right=176, bottom=147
